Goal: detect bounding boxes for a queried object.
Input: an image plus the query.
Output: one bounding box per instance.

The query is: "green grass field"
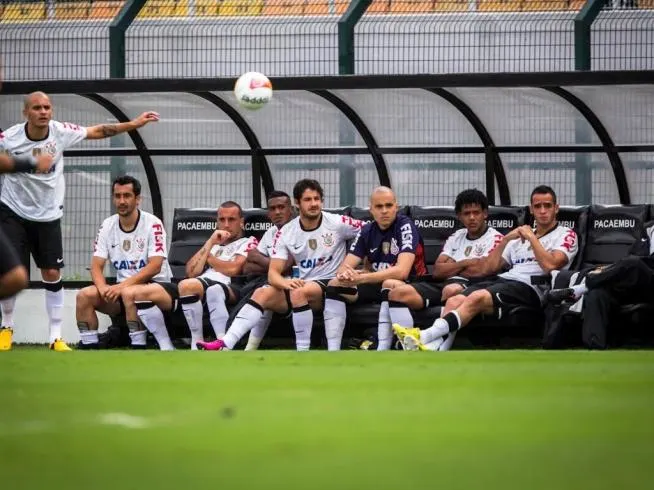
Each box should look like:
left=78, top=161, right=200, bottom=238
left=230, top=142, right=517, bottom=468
left=1, top=350, right=653, bottom=490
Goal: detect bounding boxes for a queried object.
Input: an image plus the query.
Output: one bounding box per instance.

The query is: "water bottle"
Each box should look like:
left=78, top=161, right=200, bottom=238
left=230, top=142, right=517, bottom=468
left=291, top=266, right=300, bottom=279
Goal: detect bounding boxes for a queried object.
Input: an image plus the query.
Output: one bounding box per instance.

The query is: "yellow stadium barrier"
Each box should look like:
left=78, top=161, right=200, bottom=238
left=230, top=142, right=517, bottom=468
left=89, top=1, right=125, bottom=19
left=2, top=2, right=47, bottom=22
left=138, top=0, right=189, bottom=18
left=477, top=0, right=521, bottom=12
left=55, top=2, right=92, bottom=20
left=218, top=0, right=265, bottom=16
left=367, top=0, right=391, bottom=13
left=260, top=0, right=347, bottom=16
left=521, top=0, right=568, bottom=11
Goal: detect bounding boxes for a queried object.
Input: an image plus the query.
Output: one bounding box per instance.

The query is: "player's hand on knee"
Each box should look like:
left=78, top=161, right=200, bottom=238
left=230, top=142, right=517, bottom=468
left=285, top=279, right=305, bottom=290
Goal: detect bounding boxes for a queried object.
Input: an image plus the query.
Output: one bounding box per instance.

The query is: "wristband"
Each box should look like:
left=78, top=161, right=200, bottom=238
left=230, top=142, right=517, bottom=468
left=12, top=155, right=37, bottom=173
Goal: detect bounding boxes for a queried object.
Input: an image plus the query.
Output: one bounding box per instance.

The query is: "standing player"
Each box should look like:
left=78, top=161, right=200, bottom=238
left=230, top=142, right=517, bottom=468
left=0, top=91, right=159, bottom=351
left=75, top=176, right=170, bottom=349
left=378, top=189, right=503, bottom=351
left=0, top=152, right=54, bottom=349
left=198, top=179, right=362, bottom=351
left=239, top=190, right=295, bottom=350
left=395, top=185, right=578, bottom=351
left=325, top=186, right=426, bottom=350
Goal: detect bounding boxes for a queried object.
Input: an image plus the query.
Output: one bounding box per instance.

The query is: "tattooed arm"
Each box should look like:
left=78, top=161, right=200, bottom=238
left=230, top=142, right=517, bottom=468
left=85, top=112, right=160, bottom=140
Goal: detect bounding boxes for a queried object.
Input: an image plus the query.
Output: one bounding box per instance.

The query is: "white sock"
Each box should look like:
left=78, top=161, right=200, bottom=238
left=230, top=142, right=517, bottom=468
left=323, top=297, right=346, bottom=351
left=206, top=285, right=229, bottom=340
left=1, top=296, right=16, bottom=328
left=44, top=280, right=64, bottom=343
left=129, top=330, right=148, bottom=347
left=292, top=305, right=313, bottom=351
left=388, top=301, right=414, bottom=328
left=223, top=301, right=263, bottom=350
left=245, top=310, right=272, bottom=351
left=77, top=321, right=98, bottom=345
left=136, top=302, right=174, bottom=351
left=180, top=296, right=204, bottom=350
left=438, top=332, right=457, bottom=351
left=377, top=300, right=393, bottom=351
left=420, top=311, right=461, bottom=345
left=424, top=338, right=444, bottom=351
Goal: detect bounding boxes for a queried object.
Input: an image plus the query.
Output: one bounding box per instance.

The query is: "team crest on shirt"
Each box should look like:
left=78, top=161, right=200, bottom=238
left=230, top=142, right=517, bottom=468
left=390, top=238, right=399, bottom=256
left=122, top=240, right=131, bottom=252
left=322, top=233, right=334, bottom=248
left=135, top=237, right=146, bottom=252
left=464, top=246, right=472, bottom=257
left=32, top=147, right=42, bottom=157
left=474, top=244, right=485, bottom=256
left=308, top=239, right=318, bottom=250
left=43, top=141, right=57, bottom=156
left=382, top=241, right=390, bottom=254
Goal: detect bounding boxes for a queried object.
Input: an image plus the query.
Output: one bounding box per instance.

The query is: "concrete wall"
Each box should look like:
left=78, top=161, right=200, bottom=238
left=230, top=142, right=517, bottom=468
left=9, top=289, right=112, bottom=345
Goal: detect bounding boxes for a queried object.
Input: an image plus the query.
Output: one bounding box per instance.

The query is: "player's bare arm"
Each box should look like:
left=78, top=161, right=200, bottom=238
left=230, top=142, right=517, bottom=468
left=431, top=255, right=476, bottom=280
left=335, top=254, right=363, bottom=282
left=243, top=248, right=270, bottom=275
left=518, top=225, right=569, bottom=273
left=268, top=257, right=303, bottom=290
left=352, top=252, right=416, bottom=284
left=476, top=230, right=520, bottom=276
left=0, top=153, right=53, bottom=174
left=185, top=229, right=231, bottom=277
left=85, top=111, right=160, bottom=140
left=90, top=256, right=110, bottom=299
left=206, top=253, right=247, bottom=277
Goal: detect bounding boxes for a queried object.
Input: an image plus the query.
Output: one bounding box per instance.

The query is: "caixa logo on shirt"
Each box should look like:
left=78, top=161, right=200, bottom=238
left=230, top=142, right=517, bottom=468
left=299, top=255, right=333, bottom=269
left=113, top=259, right=146, bottom=271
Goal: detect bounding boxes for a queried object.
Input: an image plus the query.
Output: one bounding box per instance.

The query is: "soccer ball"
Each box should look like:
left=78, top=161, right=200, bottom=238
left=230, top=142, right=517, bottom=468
left=234, top=72, right=273, bottom=110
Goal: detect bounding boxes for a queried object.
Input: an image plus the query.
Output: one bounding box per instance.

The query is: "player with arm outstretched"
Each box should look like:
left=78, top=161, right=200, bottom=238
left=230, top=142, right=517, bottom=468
left=395, top=185, right=578, bottom=351
left=0, top=91, right=158, bottom=351
left=198, top=179, right=362, bottom=351
left=379, top=189, right=502, bottom=351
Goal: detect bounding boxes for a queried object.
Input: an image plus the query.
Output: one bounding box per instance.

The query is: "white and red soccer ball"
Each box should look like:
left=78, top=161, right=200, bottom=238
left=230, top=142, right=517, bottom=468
left=234, top=72, right=273, bottom=110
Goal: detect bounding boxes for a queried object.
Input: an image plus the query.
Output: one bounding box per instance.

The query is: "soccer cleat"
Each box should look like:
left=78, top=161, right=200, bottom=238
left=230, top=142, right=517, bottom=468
left=49, top=338, right=72, bottom=352
left=547, top=288, right=577, bottom=304
left=196, top=339, right=226, bottom=351
left=392, top=324, right=426, bottom=351
left=0, top=327, right=13, bottom=351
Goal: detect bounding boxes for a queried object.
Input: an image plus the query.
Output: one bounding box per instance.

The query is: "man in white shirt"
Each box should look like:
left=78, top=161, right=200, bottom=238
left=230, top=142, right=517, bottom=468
left=75, top=176, right=170, bottom=349
left=395, top=185, right=578, bottom=351
left=239, top=190, right=295, bottom=350
left=378, top=189, right=503, bottom=351
left=0, top=91, right=159, bottom=351
left=122, top=201, right=256, bottom=350
left=198, top=179, right=362, bottom=351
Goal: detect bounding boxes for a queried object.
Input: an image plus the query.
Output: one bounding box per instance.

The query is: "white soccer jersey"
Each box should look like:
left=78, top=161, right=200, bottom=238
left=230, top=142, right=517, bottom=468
left=93, top=210, right=171, bottom=283
left=648, top=225, right=654, bottom=255
left=200, top=235, right=258, bottom=284
left=440, top=226, right=503, bottom=262
left=0, top=121, right=87, bottom=222
left=500, top=225, right=578, bottom=299
left=271, top=212, right=363, bottom=281
left=256, top=224, right=279, bottom=257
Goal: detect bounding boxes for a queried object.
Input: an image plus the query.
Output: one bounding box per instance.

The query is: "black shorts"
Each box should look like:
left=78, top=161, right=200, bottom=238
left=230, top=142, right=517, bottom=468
left=410, top=282, right=444, bottom=309
left=0, top=226, right=22, bottom=275
left=0, top=202, right=64, bottom=269
left=354, top=284, right=382, bottom=304
left=155, top=281, right=180, bottom=310
left=462, top=278, right=541, bottom=319
left=283, top=279, right=329, bottom=315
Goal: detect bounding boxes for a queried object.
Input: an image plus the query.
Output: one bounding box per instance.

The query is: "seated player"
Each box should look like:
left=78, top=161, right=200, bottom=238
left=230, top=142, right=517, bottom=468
left=0, top=152, right=54, bottom=350
left=546, top=222, right=654, bottom=349
left=239, top=190, right=295, bottom=350
left=123, top=201, right=256, bottom=350
left=197, top=178, right=362, bottom=351
left=75, top=176, right=170, bottom=349
left=395, top=185, right=578, bottom=351
left=325, top=186, right=426, bottom=350
left=378, top=189, right=503, bottom=351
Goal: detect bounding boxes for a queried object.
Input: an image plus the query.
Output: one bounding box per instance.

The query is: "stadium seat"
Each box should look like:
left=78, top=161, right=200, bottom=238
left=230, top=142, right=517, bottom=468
left=2, top=2, right=47, bottom=22
left=89, top=1, right=124, bottom=19
left=488, top=205, right=526, bottom=235
left=55, top=2, right=91, bottom=20
left=169, top=208, right=217, bottom=281
left=477, top=0, right=522, bottom=12
left=389, top=1, right=435, bottom=14
left=366, top=0, right=392, bottom=13
left=409, top=206, right=461, bottom=271
left=520, top=0, right=568, bottom=11
left=242, top=208, right=273, bottom=241
left=138, top=0, right=190, bottom=18
left=580, top=204, right=649, bottom=269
